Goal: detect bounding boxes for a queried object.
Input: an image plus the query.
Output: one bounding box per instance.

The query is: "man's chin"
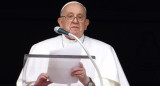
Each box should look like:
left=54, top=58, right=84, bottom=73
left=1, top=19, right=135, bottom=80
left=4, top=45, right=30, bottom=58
left=71, top=32, right=77, bottom=35
left=70, top=32, right=78, bottom=37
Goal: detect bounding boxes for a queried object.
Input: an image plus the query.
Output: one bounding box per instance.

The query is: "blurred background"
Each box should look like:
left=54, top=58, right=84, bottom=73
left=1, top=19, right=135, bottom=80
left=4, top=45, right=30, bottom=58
left=0, top=0, right=160, bottom=86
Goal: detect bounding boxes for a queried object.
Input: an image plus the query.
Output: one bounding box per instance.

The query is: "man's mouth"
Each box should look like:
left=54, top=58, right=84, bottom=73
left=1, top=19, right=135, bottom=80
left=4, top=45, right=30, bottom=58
left=71, top=26, right=79, bottom=29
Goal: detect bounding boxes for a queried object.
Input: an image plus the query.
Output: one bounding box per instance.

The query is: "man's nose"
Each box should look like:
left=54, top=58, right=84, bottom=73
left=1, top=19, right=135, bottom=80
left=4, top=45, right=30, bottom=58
left=72, top=17, right=79, bottom=23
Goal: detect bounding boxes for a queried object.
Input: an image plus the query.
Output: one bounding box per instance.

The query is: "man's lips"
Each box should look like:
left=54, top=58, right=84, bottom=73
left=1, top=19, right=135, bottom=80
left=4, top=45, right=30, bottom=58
left=71, top=26, right=79, bottom=29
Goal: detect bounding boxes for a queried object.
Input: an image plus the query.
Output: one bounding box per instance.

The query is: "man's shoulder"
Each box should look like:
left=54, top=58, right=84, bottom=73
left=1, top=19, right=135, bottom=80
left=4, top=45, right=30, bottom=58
left=34, top=35, right=61, bottom=45
left=85, top=36, right=111, bottom=47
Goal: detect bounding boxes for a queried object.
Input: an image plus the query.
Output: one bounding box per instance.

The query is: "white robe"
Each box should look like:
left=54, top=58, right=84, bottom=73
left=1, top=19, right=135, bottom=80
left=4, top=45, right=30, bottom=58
left=17, top=34, right=130, bottom=86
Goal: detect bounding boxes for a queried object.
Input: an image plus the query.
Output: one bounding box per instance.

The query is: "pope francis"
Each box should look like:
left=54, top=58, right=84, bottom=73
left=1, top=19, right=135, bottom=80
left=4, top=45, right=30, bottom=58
left=17, top=1, right=130, bottom=86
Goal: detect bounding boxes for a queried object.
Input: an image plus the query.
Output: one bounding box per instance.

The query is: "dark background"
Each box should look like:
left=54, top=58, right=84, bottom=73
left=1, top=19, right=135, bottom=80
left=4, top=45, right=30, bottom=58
left=0, top=0, right=160, bottom=86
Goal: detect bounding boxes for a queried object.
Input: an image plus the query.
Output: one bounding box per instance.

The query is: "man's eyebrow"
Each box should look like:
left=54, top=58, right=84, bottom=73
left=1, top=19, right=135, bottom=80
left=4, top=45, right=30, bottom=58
left=66, top=12, right=74, bottom=15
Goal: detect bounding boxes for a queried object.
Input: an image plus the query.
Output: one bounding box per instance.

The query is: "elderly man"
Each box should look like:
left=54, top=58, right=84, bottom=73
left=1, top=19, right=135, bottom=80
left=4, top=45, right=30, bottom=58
left=17, top=1, right=130, bottom=86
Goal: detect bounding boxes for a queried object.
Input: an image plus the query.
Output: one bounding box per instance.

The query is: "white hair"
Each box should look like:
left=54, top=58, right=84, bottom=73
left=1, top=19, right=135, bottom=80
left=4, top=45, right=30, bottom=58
left=60, top=1, right=87, bottom=16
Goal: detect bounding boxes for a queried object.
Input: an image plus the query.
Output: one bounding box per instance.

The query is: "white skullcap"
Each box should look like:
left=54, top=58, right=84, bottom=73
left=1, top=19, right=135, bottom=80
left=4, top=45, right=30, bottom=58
left=60, top=1, right=87, bottom=16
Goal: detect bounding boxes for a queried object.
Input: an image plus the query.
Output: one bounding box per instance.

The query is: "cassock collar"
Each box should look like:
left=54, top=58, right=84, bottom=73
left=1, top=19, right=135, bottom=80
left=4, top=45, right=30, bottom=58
left=62, top=34, right=85, bottom=48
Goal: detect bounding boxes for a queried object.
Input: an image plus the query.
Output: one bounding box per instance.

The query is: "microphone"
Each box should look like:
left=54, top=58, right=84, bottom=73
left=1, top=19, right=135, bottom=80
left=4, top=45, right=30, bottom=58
left=54, top=26, right=69, bottom=35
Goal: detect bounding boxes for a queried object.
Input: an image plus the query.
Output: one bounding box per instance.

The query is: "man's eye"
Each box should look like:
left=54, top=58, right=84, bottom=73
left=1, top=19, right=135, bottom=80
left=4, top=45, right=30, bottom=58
left=78, top=16, right=82, bottom=18
left=67, top=15, right=73, bottom=18
left=78, top=15, right=84, bottom=19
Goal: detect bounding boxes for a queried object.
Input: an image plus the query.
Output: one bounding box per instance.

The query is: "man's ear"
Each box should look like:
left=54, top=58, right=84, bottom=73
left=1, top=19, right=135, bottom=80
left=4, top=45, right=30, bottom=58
left=58, top=18, right=63, bottom=27
left=84, top=19, right=89, bottom=30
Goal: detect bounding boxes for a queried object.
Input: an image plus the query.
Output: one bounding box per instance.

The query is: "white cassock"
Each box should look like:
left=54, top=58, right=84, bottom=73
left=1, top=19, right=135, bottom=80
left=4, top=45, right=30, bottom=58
left=17, top=34, right=130, bottom=86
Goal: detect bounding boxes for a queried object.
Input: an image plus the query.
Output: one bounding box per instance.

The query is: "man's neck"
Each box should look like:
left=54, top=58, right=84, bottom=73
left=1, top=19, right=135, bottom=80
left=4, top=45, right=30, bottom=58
left=65, top=35, right=75, bottom=40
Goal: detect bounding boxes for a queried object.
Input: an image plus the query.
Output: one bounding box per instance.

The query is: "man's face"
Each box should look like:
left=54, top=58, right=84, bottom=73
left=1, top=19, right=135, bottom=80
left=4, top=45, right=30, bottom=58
left=58, top=3, right=89, bottom=39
